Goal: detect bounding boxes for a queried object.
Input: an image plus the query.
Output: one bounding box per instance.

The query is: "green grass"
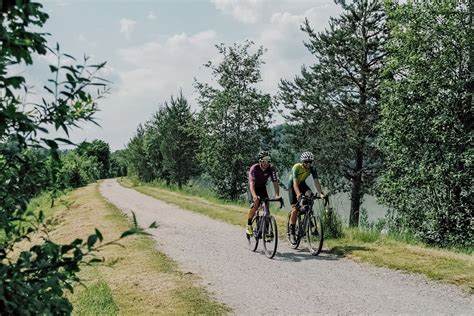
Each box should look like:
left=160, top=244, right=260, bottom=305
left=122, top=178, right=474, bottom=293
left=66, top=183, right=231, bottom=314
left=72, top=279, right=119, bottom=315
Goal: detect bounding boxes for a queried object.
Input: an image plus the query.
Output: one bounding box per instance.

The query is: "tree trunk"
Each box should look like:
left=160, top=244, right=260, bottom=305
left=349, top=149, right=364, bottom=227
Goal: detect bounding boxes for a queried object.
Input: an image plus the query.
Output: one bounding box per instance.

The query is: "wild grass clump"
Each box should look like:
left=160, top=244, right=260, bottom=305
left=72, top=280, right=118, bottom=315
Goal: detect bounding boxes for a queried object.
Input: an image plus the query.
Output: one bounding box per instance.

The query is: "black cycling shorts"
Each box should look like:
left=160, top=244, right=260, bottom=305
left=248, top=186, right=269, bottom=204
left=288, top=181, right=311, bottom=205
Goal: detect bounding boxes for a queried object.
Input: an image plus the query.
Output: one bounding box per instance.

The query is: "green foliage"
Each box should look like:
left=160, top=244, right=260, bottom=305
left=378, top=0, right=473, bottom=247
left=158, top=92, right=199, bottom=186
left=109, top=149, right=128, bottom=177
left=322, top=206, right=344, bottom=239
left=125, top=125, right=154, bottom=181
left=278, top=0, right=387, bottom=226
left=125, top=92, right=199, bottom=186
left=0, top=1, right=132, bottom=313
left=194, top=41, right=273, bottom=199
left=57, top=151, right=100, bottom=188
left=77, top=139, right=111, bottom=179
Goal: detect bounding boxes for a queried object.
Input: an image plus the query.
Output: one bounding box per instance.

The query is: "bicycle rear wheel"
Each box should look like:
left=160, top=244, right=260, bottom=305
left=306, top=213, right=324, bottom=256
left=287, top=212, right=301, bottom=249
left=262, top=215, right=278, bottom=259
left=247, top=216, right=259, bottom=252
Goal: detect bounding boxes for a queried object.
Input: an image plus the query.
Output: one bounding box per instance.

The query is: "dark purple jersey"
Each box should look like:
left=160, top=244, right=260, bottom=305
left=248, top=163, right=278, bottom=188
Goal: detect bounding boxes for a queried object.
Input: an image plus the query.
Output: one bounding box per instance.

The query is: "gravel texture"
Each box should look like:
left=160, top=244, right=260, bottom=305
left=100, top=179, right=473, bottom=315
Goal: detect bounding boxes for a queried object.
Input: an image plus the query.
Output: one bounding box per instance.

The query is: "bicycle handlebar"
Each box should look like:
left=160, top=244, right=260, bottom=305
left=299, top=192, right=330, bottom=206
left=259, top=196, right=285, bottom=209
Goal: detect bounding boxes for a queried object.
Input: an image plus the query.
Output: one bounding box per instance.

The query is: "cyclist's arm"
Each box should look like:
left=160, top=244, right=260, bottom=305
left=270, top=166, right=280, bottom=198
left=314, top=178, right=325, bottom=197
left=249, top=180, right=258, bottom=202
left=272, top=180, right=280, bottom=198
left=293, top=178, right=302, bottom=198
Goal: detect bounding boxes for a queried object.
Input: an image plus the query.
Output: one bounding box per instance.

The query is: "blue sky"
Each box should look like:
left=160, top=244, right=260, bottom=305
left=24, top=0, right=341, bottom=150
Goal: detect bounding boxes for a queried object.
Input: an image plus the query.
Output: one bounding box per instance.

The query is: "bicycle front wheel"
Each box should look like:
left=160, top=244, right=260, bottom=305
left=287, top=212, right=301, bottom=249
left=306, top=213, right=324, bottom=256
left=247, top=216, right=259, bottom=252
left=262, top=215, right=278, bottom=259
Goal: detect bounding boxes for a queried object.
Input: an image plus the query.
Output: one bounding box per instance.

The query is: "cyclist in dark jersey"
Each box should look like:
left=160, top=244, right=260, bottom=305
left=246, top=151, right=280, bottom=235
left=287, top=151, right=325, bottom=243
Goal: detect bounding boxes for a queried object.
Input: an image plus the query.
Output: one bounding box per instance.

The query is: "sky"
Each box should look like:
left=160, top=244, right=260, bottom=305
left=23, top=0, right=342, bottom=151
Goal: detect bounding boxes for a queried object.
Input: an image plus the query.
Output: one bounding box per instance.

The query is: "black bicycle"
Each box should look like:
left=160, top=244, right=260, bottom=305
left=247, top=197, right=284, bottom=259
left=287, top=191, right=328, bottom=256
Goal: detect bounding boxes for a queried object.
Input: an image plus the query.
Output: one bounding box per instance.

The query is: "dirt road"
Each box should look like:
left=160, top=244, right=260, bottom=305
left=100, top=179, right=473, bottom=314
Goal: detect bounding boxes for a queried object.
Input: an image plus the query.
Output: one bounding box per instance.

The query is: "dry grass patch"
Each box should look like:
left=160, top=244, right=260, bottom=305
left=46, top=182, right=230, bottom=314
left=326, top=236, right=474, bottom=293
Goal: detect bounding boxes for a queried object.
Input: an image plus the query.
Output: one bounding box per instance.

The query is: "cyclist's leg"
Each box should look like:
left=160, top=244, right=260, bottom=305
left=290, top=182, right=310, bottom=229
left=288, top=183, right=299, bottom=242
left=246, top=186, right=266, bottom=234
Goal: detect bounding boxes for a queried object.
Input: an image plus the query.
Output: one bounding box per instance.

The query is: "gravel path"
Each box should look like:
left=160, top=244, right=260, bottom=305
left=100, top=179, right=473, bottom=315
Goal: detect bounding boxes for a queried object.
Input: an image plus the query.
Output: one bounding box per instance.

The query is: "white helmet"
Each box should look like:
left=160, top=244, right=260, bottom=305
left=300, top=151, right=314, bottom=161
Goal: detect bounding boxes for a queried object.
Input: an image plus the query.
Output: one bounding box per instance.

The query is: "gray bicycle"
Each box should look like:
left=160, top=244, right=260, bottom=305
left=247, top=197, right=284, bottom=259
left=287, top=191, right=328, bottom=256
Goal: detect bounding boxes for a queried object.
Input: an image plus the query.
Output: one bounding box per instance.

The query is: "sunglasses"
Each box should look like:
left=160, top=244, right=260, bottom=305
left=303, top=160, right=313, bottom=164
left=261, top=160, right=271, bottom=163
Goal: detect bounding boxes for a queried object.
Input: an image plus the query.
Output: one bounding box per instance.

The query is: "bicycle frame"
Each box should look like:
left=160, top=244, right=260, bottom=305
left=289, top=192, right=329, bottom=255
left=253, top=197, right=283, bottom=238
left=248, top=197, right=284, bottom=259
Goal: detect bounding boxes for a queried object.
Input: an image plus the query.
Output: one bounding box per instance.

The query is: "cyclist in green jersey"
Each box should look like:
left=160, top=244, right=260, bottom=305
left=287, top=151, right=325, bottom=244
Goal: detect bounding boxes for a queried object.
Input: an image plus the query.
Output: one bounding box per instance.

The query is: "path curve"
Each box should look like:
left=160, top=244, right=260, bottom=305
left=100, top=179, right=473, bottom=315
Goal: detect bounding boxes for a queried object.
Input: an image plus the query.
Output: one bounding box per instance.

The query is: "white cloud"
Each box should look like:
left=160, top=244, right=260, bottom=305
left=77, top=33, right=87, bottom=41
left=211, top=0, right=268, bottom=24
left=119, top=18, right=137, bottom=39
left=147, top=11, right=156, bottom=20
left=117, top=30, right=218, bottom=103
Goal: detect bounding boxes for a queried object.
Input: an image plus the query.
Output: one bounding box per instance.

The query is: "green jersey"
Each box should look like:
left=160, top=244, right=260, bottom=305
left=289, top=163, right=318, bottom=183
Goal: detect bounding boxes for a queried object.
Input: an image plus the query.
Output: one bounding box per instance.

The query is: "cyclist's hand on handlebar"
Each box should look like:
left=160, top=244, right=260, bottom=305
left=253, top=196, right=259, bottom=204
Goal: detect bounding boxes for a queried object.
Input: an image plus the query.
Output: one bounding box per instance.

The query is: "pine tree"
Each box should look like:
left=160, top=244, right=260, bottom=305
left=159, top=91, right=199, bottom=187
left=279, top=0, right=387, bottom=226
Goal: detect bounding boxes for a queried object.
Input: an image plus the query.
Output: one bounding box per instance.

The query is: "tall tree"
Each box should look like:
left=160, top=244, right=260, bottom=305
left=194, top=41, right=273, bottom=199
left=378, top=0, right=473, bottom=247
left=77, top=139, right=111, bottom=179
left=125, top=124, right=155, bottom=181
left=279, top=0, right=387, bottom=226
left=159, top=92, right=199, bottom=187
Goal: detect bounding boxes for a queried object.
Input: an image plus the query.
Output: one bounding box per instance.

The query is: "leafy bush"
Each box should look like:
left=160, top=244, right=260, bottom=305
left=58, top=152, right=101, bottom=188
left=322, top=207, right=343, bottom=239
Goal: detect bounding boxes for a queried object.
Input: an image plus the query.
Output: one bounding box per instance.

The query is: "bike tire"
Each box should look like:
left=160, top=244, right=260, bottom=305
left=247, top=216, right=259, bottom=252
left=306, top=213, right=324, bottom=256
left=262, top=215, right=278, bottom=259
left=287, top=212, right=301, bottom=249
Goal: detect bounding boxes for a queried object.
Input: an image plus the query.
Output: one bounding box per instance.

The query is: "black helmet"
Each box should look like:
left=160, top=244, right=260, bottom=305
left=257, top=150, right=271, bottom=161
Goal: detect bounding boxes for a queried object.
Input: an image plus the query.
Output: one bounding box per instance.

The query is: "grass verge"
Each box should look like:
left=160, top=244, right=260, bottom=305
left=121, top=178, right=474, bottom=294
left=30, top=182, right=231, bottom=314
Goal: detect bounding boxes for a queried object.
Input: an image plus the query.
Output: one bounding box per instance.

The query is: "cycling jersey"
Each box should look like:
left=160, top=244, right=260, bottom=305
left=288, top=163, right=319, bottom=205
left=248, top=163, right=278, bottom=187
left=289, top=163, right=318, bottom=183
